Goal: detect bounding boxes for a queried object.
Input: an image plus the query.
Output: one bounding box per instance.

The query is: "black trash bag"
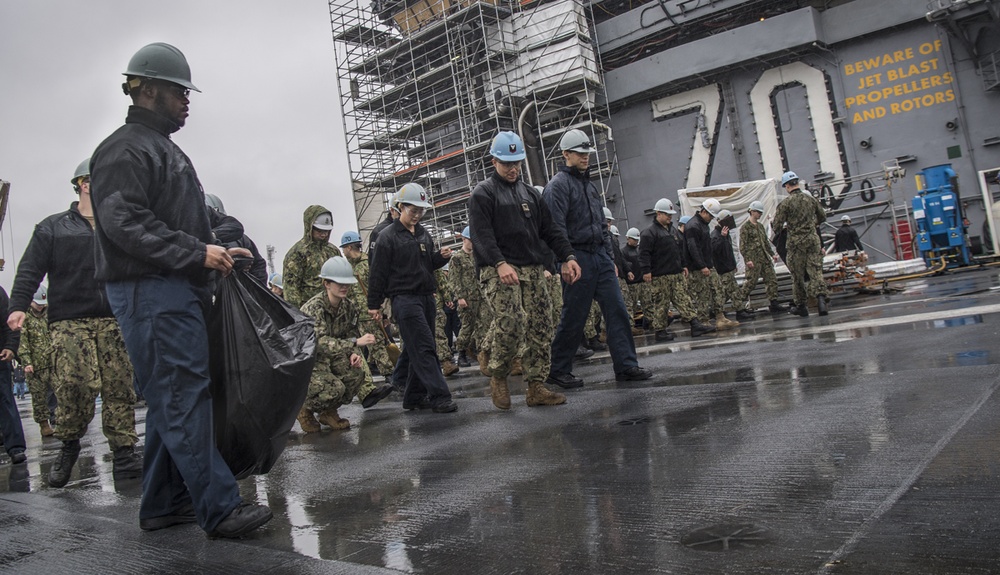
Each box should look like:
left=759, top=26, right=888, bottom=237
left=208, top=269, right=316, bottom=479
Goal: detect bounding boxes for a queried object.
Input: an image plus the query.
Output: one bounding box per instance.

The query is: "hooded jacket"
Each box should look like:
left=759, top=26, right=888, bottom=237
left=282, top=205, right=341, bottom=307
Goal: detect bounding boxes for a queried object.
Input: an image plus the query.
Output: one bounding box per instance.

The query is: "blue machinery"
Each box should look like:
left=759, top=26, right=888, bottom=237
left=912, top=164, right=971, bottom=268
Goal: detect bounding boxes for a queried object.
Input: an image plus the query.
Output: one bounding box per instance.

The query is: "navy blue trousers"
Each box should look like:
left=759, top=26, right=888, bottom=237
left=550, top=250, right=638, bottom=377
left=107, top=276, right=240, bottom=532
left=391, top=294, right=453, bottom=407
left=0, top=365, right=26, bottom=456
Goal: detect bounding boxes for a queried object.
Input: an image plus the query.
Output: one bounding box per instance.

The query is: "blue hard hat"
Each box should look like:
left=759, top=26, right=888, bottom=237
left=340, top=230, right=362, bottom=247
left=781, top=171, right=799, bottom=186
left=461, top=226, right=471, bottom=239
left=490, top=131, right=526, bottom=161
left=679, top=215, right=692, bottom=225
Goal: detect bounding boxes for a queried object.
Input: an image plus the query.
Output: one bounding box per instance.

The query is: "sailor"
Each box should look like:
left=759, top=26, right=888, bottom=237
left=738, top=201, right=783, bottom=313
left=834, top=215, right=865, bottom=253
left=283, top=206, right=341, bottom=307
left=773, top=171, right=830, bottom=316
left=711, top=209, right=754, bottom=322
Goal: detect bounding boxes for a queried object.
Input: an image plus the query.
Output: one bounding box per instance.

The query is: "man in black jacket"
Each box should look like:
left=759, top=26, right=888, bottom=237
left=834, top=215, right=865, bottom=253
left=367, top=183, right=457, bottom=413
left=468, top=131, right=581, bottom=410
left=0, top=286, right=26, bottom=466
left=640, top=199, right=714, bottom=340
left=7, top=157, right=143, bottom=486
left=90, top=42, right=271, bottom=538
left=710, top=210, right=751, bottom=325
left=685, top=198, right=721, bottom=325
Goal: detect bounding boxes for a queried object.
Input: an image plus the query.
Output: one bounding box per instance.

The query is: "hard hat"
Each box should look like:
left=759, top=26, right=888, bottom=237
left=701, top=198, right=722, bottom=217
left=204, top=193, right=226, bottom=215
left=32, top=286, right=48, bottom=306
left=840, top=215, right=852, bottom=222
left=389, top=192, right=401, bottom=213
left=318, top=256, right=357, bottom=284
left=610, top=225, right=620, bottom=237
left=534, top=185, right=545, bottom=194
left=653, top=198, right=677, bottom=214
left=717, top=209, right=732, bottom=221
left=396, top=182, right=431, bottom=208
left=268, top=273, right=284, bottom=289
left=679, top=215, right=692, bottom=225
left=340, top=230, right=362, bottom=247
left=781, top=171, right=799, bottom=186
left=71, top=158, right=90, bottom=186
left=490, top=131, right=526, bottom=161
left=461, top=226, right=471, bottom=239
left=559, top=129, right=595, bottom=153
left=626, top=227, right=640, bottom=240
left=123, top=42, right=200, bottom=92
left=312, top=212, right=334, bottom=231
left=748, top=200, right=765, bottom=213
left=603, top=207, right=615, bottom=221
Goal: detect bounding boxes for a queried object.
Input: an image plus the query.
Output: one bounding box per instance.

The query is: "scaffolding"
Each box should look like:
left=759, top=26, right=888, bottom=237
left=328, top=0, right=621, bottom=248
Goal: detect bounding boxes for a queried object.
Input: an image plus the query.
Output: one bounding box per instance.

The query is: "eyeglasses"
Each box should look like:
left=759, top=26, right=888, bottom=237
left=495, top=159, right=521, bottom=169
left=404, top=204, right=426, bottom=215
left=161, top=83, right=191, bottom=100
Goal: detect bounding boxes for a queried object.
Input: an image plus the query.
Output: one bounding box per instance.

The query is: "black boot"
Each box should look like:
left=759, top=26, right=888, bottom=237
left=654, top=329, right=675, bottom=342
left=690, top=319, right=716, bottom=337
left=49, top=439, right=81, bottom=488
left=768, top=299, right=784, bottom=312
left=457, top=351, right=471, bottom=368
left=789, top=303, right=809, bottom=317
left=113, top=445, right=144, bottom=478
left=817, top=296, right=829, bottom=316
left=587, top=336, right=607, bottom=351
left=735, top=309, right=756, bottom=321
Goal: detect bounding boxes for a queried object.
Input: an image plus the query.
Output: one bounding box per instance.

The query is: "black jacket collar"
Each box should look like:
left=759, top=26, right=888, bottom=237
left=125, top=105, right=180, bottom=136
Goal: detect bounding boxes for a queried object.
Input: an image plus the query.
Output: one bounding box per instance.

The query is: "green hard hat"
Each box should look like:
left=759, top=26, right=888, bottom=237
left=123, top=42, right=200, bottom=92
left=71, top=158, right=90, bottom=186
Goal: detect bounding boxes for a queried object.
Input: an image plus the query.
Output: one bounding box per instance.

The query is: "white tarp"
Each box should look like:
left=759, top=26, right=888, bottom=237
left=678, top=178, right=787, bottom=273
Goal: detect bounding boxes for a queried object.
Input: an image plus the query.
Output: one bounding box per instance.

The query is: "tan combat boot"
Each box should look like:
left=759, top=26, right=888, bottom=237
left=525, top=381, right=566, bottom=407
left=297, top=407, right=321, bottom=433
left=477, top=350, right=492, bottom=377
left=715, top=312, right=740, bottom=330
left=442, top=358, right=460, bottom=376
left=317, top=408, right=351, bottom=430
left=490, top=376, right=511, bottom=410
left=510, top=357, right=523, bottom=376
left=39, top=421, right=55, bottom=437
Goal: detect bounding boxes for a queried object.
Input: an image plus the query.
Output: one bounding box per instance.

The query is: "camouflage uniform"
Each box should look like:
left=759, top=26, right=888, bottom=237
left=546, top=273, right=563, bottom=337
left=774, top=190, right=828, bottom=305
left=450, top=249, right=487, bottom=354
left=687, top=273, right=714, bottom=322
left=481, top=265, right=552, bottom=381
left=20, top=308, right=56, bottom=425
left=345, top=252, right=395, bottom=377
left=300, top=292, right=372, bottom=413
left=282, top=205, right=342, bottom=307
left=434, top=268, right=453, bottom=363
left=583, top=301, right=601, bottom=340
left=619, top=278, right=633, bottom=321
left=49, top=318, right=137, bottom=449
left=648, top=275, right=696, bottom=328
left=739, top=219, right=779, bottom=302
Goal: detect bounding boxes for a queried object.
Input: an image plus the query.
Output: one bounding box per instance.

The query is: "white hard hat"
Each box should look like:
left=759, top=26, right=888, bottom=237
left=626, top=227, right=640, bottom=240
left=610, top=225, right=620, bottom=237
left=717, top=209, right=732, bottom=221
left=701, top=198, right=722, bottom=217
left=396, top=182, right=432, bottom=208
left=653, top=198, right=677, bottom=214
left=318, top=256, right=357, bottom=284
left=841, top=215, right=852, bottom=222
left=748, top=201, right=765, bottom=213
left=312, top=212, right=334, bottom=231
left=603, top=207, right=615, bottom=221
left=559, top=129, right=595, bottom=153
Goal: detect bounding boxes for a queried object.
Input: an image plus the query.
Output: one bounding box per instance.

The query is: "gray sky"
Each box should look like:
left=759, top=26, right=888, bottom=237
left=0, top=1, right=354, bottom=291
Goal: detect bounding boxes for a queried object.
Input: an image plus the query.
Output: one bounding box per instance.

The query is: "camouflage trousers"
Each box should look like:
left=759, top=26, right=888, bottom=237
left=305, top=350, right=372, bottom=413
left=435, top=305, right=451, bottom=363
left=456, top=298, right=488, bottom=354
left=50, top=318, right=137, bottom=449
left=787, top=235, right=828, bottom=305
left=740, top=258, right=779, bottom=302
left=547, top=274, right=563, bottom=338
left=28, top=366, right=55, bottom=424
left=584, top=301, right=601, bottom=340
left=718, top=270, right=749, bottom=312
left=625, top=282, right=648, bottom=322
left=687, top=271, right=714, bottom=322
left=481, top=264, right=552, bottom=382
left=647, top=274, right=696, bottom=329
left=359, top=315, right=395, bottom=376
